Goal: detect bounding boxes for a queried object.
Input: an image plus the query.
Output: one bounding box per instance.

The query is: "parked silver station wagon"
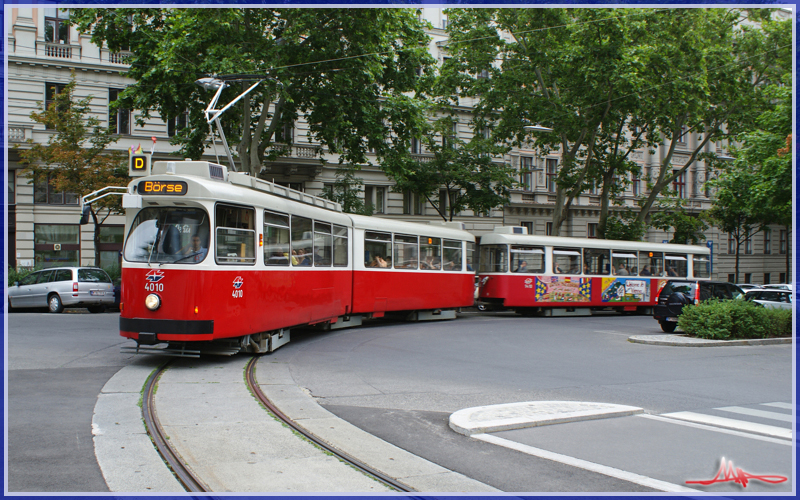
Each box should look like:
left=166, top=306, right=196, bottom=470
left=8, top=267, right=115, bottom=313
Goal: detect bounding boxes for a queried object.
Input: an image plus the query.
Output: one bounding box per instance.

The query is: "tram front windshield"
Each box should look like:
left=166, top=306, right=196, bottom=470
left=125, top=207, right=210, bottom=264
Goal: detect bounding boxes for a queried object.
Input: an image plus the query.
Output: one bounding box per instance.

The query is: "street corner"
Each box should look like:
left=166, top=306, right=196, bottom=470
left=449, top=400, right=643, bottom=436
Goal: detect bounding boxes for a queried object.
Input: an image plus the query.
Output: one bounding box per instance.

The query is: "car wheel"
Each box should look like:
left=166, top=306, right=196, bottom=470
left=476, top=304, right=487, bottom=311
left=87, top=305, right=106, bottom=314
left=659, top=321, right=677, bottom=333
left=48, top=294, right=64, bottom=314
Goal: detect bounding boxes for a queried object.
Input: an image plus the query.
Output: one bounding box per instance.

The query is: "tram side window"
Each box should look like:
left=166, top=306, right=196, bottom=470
left=421, top=237, right=442, bottom=270
left=364, top=231, right=391, bottom=268
left=583, top=248, right=610, bottom=275
left=313, top=222, right=333, bottom=267
left=510, top=246, right=544, bottom=273
left=553, top=248, right=581, bottom=274
left=639, top=251, right=662, bottom=276
left=394, top=234, right=418, bottom=269
left=612, top=251, right=638, bottom=276
left=692, top=254, right=710, bottom=279
left=443, top=239, right=462, bottom=271
left=291, top=215, right=313, bottom=266
left=215, top=205, right=256, bottom=264
left=264, top=210, right=290, bottom=266
left=478, top=245, right=506, bottom=273
left=466, top=241, right=476, bottom=271
left=332, top=225, right=348, bottom=267
left=665, top=254, right=687, bottom=277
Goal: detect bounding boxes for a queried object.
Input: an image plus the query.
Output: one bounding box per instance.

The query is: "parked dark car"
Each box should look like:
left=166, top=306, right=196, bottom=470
left=653, top=280, right=745, bottom=333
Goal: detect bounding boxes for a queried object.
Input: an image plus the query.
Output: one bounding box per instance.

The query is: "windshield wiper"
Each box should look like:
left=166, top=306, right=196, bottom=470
left=147, top=227, right=162, bottom=267
left=173, top=251, right=205, bottom=263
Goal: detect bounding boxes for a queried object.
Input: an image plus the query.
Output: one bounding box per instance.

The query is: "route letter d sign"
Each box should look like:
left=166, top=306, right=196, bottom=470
left=129, top=153, right=151, bottom=177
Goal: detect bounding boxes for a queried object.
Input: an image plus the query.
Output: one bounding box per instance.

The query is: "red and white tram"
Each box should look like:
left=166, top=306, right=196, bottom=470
left=476, top=227, right=711, bottom=316
left=117, top=159, right=475, bottom=356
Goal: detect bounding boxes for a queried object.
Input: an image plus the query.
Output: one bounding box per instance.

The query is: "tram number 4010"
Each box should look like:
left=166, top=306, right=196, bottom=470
left=144, top=282, right=164, bottom=292
left=232, top=289, right=243, bottom=298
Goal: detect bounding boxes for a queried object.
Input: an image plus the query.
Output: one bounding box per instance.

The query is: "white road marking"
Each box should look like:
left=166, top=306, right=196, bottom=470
left=472, top=433, right=700, bottom=493
left=716, top=406, right=793, bottom=422
left=636, top=414, right=792, bottom=446
left=660, top=412, right=792, bottom=440
left=762, top=402, right=794, bottom=410
left=593, top=330, right=631, bottom=336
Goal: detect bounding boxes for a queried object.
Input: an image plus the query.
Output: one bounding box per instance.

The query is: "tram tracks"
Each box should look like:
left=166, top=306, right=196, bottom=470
left=141, top=357, right=414, bottom=493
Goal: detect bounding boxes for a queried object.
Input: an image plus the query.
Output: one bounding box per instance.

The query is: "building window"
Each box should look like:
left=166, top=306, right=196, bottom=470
left=744, top=273, right=751, bottom=284
left=34, top=173, right=79, bottom=205
left=167, top=111, right=188, bottom=137
left=45, top=82, right=68, bottom=129
left=764, top=273, right=771, bottom=285
left=275, top=122, right=293, bottom=143
left=410, top=137, right=421, bottom=154
left=34, top=224, right=80, bottom=268
left=520, top=156, right=533, bottom=191
left=520, top=221, right=533, bottom=234
left=44, top=8, right=70, bottom=44
left=109, top=89, right=130, bottom=135
left=587, top=223, right=598, bottom=238
left=779, top=230, right=787, bottom=254
left=779, top=272, right=786, bottom=283
left=744, top=229, right=752, bottom=255
left=546, top=159, right=558, bottom=193
left=677, top=125, right=688, bottom=144
left=631, top=172, right=640, bottom=197
left=442, top=121, right=457, bottom=149
left=672, top=170, right=686, bottom=198
left=727, top=273, right=735, bottom=283
left=364, top=186, right=386, bottom=215
left=98, top=225, right=125, bottom=270
left=8, top=170, right=15, bottom=205
left=403, top=191, right=423, bottom=215
left=727, top=233, right=736, bottom=254
left=545, top=222, right=553, bottom=236
left=763, top=229, right=771, bottom=254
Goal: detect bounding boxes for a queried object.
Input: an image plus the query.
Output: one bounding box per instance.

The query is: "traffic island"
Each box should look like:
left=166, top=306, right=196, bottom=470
left=628, top=334, right=793, bottom=347
left=449, top=401, right=643, bottom=436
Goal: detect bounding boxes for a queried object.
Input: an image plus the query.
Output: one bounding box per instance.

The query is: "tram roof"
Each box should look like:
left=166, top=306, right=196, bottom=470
left=348, top=214, right=476, bottom=241
left=479, top=232, right=710, bottom=255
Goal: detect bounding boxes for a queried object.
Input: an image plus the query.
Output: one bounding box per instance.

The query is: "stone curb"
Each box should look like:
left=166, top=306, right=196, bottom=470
left=628, top=334, right=793, bottom=347
left=256, top=359, right=500, bottom=493
left=449, top=401, right=643, bottom=436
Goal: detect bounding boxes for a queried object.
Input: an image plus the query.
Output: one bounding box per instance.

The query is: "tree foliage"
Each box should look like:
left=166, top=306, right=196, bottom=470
left=16, top=78, right=129, bottom=265
left=381, top=115, right=515, bottom=221
left=72, top=8, right=435, bottom=177
left=440, top=8, right=790, bottom=236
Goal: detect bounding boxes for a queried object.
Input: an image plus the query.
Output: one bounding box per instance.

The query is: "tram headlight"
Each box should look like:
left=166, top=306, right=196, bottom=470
left=145, top=293, right=161, bottom=311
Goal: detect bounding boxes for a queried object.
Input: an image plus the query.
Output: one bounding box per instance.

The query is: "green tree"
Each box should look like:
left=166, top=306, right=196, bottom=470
left=320, top=168, right=372, bottom=216
left=706, top=164, right=762, bottom=283
left=381, top=116, right=516, bottom=221
left=442, top=8, right=649, bottom=235
left=16, top=79, right=129, bottom=266
left=649, top=199, right=709, bottom=244
left=632, top=9, right=791, bottom=227
left=72, top=8, right=435, bottom=177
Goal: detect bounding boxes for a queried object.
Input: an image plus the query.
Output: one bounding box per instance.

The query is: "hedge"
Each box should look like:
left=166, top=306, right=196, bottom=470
left=677, top=299, right=792, bottom=340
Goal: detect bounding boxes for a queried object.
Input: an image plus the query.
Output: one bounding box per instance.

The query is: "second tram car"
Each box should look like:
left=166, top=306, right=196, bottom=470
left=118, top=160, right=475, bottom=356
left=476, top=227, right=711, bottom=315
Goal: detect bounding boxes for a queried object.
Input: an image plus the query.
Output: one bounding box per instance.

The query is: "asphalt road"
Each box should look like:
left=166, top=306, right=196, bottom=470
left=6, top=309, right=133, bottom=492
left=269, top=311, right=794, bottom=493
left=4, top=309, right=794, bottom=493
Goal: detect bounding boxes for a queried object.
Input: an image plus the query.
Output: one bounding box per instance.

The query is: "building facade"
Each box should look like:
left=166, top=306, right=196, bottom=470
left=6, top=7, right=792, bottom=283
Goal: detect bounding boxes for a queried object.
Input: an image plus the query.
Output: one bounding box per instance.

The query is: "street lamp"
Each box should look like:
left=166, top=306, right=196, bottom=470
left=523, top=124, right=553, bottom=133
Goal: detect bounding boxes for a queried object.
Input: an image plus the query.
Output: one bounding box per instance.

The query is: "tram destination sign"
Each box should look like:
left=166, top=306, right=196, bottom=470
left=139, top=180, right=188, bottom=195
